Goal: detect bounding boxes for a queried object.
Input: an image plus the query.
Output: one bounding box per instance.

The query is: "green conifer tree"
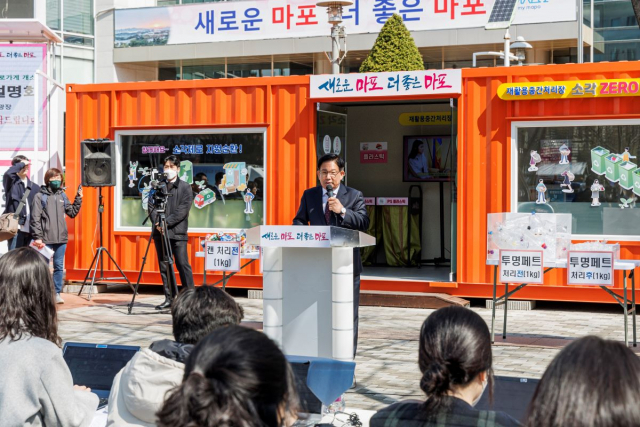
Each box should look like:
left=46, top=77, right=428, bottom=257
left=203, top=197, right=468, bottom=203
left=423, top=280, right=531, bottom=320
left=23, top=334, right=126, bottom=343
left=359, top=14, right=424, bottom=73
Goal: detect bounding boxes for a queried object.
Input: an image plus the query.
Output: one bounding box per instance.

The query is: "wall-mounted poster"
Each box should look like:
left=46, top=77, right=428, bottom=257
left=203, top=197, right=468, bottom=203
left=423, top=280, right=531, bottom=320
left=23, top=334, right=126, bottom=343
left=403, top=136, right=452, bottom=182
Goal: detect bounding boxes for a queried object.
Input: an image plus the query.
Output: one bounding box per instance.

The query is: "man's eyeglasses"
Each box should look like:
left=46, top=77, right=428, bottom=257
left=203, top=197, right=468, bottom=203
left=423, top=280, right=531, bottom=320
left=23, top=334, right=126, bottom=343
left=319, top=170, right=341, bottom=178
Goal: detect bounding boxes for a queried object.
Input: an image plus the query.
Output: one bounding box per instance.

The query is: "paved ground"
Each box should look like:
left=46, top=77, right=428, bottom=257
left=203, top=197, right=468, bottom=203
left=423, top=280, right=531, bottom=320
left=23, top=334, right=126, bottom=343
left=57, top=289, right=638, bottom=412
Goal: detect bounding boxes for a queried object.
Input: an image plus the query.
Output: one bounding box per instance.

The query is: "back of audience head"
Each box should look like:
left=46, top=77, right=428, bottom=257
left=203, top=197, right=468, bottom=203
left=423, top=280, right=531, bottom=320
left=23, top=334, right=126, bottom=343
left=157, top=325, right=298, bottom=427
left=419, top=306, right=493, bottom=412
left=171, top=285, right=244, bottom=345
left=0, top=247, right=60, bottom=346
left=526, top=335, right=640, bottom=427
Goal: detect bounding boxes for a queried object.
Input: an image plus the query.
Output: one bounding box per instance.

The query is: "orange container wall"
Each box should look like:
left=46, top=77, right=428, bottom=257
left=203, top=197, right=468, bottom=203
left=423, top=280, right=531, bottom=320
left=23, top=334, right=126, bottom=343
left=65, top=62, right=640, bottom=303
left=65, top=77, right=315, bottom=287
left=457, top=62, right=640, bottom=302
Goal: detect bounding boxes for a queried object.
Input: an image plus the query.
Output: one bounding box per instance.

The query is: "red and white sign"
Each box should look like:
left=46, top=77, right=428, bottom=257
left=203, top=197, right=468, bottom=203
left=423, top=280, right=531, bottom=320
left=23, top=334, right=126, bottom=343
left=205, top=241, right=241, bottom=272
left=364, top=197, right=376, bottom=206
left=311, top=70, right=462, bottom=99
left=377, top=197, right=408, bottom=206
left=567, top=251, right=614, bottom=286
left=360, top=142, right=387, bottom=164
left=499, top=250, right=544, bottom=284
left=0, top=44, right=46, bottom=151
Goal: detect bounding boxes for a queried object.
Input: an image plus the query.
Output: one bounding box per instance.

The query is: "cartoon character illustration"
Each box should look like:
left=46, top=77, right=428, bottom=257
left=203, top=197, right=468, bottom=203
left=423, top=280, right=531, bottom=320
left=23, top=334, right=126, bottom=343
left=128, top=161, right=139, bottom=188
left=591, top=179, right=605, bottom=207
left=220, top=162, right=248, bottom=195
left=179, top=160, right=194, bottom=185
left=141, top=183, right=151, bottom=211
left=243, top=190, right=255, bottom=214
left=536, top=179, right=547, bottom=204
left=619, top=197, right=634, bottom=209
left=559, top=144, right=570, bottom=165
left=528, top=150, right=542, bottom=172
left=138, top=167, right=151, bottom=177
left=194, top=188, right=216, bottom=209
left=622, top=147, right=637, bottom=163
left=560, top=170, right=575, bottom=193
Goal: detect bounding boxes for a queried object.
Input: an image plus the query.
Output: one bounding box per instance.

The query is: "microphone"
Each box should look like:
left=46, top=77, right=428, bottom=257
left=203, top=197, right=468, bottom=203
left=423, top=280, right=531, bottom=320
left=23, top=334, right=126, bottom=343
left=326, top=184, right=334, bottom=198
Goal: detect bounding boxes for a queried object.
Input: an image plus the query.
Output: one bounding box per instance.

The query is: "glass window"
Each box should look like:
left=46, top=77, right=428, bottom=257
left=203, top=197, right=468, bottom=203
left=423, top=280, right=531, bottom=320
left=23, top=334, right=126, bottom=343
left=47, top=0, right=61, bottom=30
left=2, top=0, right=34, bottom=18
left=594, top=41, right=640, bottom=62
left=64, top=0, right=94, bottom=35
left=159, top=63, right=180, bottom=80
left=515, top=123, right=640, bottom=237
left=594, top=1, right=637, bottom=28
left=182, top=64, right=225, bottom=80
left=227, top=63, right=272, bottom=78
left=118, top=131, right=265, bottom=231
left=63, top=35, right=94, bottom=47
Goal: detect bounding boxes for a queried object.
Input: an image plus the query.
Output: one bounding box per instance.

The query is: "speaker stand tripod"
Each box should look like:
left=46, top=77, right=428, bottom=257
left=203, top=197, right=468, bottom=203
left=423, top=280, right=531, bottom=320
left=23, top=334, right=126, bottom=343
left=78, top=187, right=134, bottom=300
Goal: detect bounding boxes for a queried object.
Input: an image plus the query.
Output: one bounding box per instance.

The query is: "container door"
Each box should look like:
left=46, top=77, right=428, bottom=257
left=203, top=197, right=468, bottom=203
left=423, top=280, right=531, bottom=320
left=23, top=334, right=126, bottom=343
left=316, top=103, right=347, bottom=183
left=450, top=98, right=458, bottom=282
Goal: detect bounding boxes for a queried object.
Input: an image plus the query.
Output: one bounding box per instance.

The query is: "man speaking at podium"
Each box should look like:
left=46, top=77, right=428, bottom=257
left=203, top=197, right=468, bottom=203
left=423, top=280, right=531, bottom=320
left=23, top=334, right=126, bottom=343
left=293, top=153, right=370, bottom=356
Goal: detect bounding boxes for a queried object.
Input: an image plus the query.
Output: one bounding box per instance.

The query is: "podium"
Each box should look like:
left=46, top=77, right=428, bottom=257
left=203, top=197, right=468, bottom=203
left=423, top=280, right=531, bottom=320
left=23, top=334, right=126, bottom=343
left=247, top=226, right=375, bottom=361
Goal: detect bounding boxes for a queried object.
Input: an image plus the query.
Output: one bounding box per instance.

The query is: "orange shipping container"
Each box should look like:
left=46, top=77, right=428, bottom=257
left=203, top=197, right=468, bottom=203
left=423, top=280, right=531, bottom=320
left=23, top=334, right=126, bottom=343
left=65, top=62, right=640, bottom=303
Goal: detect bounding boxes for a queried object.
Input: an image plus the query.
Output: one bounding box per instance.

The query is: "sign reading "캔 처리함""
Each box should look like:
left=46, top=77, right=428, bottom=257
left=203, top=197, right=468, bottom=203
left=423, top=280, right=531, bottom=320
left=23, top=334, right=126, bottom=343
left=498, top=79, right=640, bottom=101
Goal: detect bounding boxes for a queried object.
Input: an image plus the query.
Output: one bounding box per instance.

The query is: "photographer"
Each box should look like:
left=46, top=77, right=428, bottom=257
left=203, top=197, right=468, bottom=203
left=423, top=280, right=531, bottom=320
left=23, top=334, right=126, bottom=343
left=149, top=155, right=195, bottom=310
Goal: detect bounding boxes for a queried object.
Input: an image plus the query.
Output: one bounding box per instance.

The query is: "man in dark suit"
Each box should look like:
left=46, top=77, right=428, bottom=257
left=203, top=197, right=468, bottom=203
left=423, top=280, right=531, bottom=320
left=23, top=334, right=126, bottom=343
left=293, top=153, right=370, bottom=356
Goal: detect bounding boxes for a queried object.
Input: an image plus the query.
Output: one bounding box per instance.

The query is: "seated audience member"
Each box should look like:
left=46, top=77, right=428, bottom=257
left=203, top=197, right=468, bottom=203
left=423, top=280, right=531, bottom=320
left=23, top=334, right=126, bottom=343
left=526, top=335, right=640, bottom=427
left=157, top=325, right=299, bottom=427
left=107, top=286, right=244, bottom=427
left=0, top=247, right=98, bottom=426
left=371, top=306, right=520, bottom=427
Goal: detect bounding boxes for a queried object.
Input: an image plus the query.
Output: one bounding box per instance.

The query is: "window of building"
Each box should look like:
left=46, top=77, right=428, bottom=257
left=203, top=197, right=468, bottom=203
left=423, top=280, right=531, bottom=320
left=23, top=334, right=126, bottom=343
left=514, top=121, right=640, bottom=238
left=116, top=129, right=266, bottom=232
left=1, top=0, right=34, bottom=19
left=593, top=0, right=640, bottom=63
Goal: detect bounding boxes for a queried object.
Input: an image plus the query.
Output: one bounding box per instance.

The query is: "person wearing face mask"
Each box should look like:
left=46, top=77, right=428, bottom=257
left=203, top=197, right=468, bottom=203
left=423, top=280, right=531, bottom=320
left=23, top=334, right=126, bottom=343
left=371, top=306, right=521, bottom=427
left=30, top=168, right=83, bottom=304
left=2, top=155, right=38, bottom=250
left=149, top=155, right=195, bottom=310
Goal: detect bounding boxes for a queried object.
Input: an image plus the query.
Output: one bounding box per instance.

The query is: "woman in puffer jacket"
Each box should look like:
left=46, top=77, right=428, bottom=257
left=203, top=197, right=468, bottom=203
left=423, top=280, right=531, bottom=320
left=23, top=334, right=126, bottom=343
left=30, top=168, right=82, bottom=304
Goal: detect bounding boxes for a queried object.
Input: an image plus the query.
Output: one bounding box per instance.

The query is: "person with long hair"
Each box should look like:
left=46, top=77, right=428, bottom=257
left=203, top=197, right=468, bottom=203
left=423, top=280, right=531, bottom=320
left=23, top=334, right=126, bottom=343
left=0, top=247, right=98, bottom=426
left=156, top=325, right=298, bottom=427
left=526, top=335, right=640, bottom=427
left=30, top=168, right=82, bottom=304
left=408, top=139, right=429, bottom=179
left=371, top=306, right=520, bottom=426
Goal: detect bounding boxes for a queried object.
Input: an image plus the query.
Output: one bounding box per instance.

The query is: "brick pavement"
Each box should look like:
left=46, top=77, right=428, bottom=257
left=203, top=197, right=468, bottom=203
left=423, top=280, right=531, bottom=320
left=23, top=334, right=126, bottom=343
left=57, top=293, right=639, bottom=411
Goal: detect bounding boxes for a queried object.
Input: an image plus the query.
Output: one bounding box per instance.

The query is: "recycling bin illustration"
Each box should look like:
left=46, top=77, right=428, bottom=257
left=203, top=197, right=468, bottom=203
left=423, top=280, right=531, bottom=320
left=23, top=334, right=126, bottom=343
left=590, top=146, right=610, bottom=175
left=633, top=168, right=640, bottom=196
left=619, top=161, right=637, bottom=190
left=604, top=153, right=622, bottom=182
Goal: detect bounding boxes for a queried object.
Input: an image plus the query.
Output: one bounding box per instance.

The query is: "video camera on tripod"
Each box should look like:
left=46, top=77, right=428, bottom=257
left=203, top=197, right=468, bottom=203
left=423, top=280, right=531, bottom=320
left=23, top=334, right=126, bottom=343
left=148, top=169, right=172, bottom=211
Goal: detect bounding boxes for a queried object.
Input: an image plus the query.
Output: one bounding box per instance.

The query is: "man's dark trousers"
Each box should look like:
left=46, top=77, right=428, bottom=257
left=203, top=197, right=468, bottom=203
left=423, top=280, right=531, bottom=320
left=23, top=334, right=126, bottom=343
left=153, top=235, right=195, bottom=298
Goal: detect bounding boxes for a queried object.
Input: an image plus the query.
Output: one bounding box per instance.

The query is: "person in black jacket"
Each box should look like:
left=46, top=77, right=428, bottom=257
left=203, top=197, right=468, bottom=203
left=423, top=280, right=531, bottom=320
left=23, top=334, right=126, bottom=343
left=293, top=153, right=370, bottom=357
left=149, top=155, right=195, bottom=310
left=3, top=155, right=38, bottom=250
left=31, top=168, right=83, bottom=304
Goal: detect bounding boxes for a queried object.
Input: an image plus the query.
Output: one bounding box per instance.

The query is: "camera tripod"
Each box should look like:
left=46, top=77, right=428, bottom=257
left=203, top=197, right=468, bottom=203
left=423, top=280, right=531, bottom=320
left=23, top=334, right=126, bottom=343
left=127, top=202, right=179, bottom=314
left=78, top=187, right=134, bottom=300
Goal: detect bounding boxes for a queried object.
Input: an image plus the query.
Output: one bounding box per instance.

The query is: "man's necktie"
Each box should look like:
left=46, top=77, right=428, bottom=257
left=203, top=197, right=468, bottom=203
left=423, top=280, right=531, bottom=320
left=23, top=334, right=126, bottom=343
left=324, top=200, right=331, bottom=225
